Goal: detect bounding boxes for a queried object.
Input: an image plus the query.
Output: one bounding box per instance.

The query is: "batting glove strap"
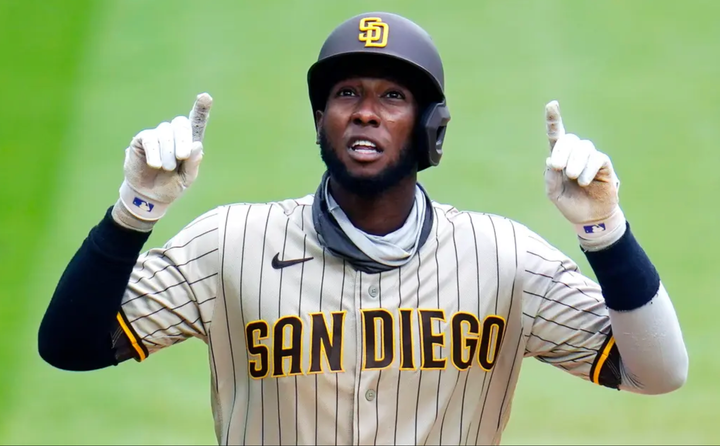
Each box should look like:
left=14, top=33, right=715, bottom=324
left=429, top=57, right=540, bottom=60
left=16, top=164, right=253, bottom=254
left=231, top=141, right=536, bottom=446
left=575, top=207, right=626, bottom=252
left=111, top=199, right=157, bottom=233
left=119, top=180, right=171, bottom=222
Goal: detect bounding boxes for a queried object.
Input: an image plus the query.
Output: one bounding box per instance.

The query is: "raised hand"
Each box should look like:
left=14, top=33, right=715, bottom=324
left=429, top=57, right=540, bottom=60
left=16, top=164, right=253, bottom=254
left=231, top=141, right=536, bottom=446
left=544, top=100, right=626, bottom=249
left=119, top=93, right=213, bottom=221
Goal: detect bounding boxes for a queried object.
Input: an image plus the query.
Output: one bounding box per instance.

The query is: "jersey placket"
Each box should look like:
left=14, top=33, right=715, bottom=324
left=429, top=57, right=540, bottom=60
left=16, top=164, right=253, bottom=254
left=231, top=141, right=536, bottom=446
left=352, top=270, right=384, bottom=446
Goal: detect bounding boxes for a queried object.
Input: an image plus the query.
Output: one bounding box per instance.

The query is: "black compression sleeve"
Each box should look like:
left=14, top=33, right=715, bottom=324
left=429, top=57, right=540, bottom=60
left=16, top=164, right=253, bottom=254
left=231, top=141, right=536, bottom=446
left=38, top=206, right=151, bottom=371
left=583, top=222, right=661, bottom=312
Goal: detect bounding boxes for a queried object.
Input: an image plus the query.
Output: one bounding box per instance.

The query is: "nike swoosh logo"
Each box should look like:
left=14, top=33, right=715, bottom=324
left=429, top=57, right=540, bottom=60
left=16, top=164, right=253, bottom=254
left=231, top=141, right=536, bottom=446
left=271, top=253, right=314, bottom=269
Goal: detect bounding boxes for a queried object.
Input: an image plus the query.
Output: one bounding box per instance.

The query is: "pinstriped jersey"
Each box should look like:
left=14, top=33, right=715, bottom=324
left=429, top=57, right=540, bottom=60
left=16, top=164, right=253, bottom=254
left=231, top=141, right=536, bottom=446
left=118, top=195, right=617, bottom=445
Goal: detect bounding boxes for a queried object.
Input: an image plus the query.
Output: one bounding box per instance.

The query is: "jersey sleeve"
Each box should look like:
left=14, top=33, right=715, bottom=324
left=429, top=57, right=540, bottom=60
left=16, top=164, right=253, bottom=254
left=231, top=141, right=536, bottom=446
left=520, top=228, right=621, bottom=389
left=115, top=208, right=221, bottom=361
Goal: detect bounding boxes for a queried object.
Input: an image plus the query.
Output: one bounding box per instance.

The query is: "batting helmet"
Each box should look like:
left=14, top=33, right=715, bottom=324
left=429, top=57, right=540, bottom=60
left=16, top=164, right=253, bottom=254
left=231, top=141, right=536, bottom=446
left=307, top=12, right=451, bottom=171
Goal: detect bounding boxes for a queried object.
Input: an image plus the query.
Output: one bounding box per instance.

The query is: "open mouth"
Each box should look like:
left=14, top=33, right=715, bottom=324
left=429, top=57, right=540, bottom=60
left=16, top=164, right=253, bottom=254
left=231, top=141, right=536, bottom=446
left=347, top=139, right=383, bottom=162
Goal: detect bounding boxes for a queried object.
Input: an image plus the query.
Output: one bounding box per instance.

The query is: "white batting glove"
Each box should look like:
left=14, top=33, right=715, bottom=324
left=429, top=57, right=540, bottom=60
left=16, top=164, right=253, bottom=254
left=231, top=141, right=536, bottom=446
left=116, top=93, right=213, bottom=226
left=544, top=100, right=626, bottom=251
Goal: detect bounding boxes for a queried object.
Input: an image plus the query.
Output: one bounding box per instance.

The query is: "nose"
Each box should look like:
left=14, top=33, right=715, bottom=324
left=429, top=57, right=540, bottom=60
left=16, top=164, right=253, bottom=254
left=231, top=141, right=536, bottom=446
left=351, top=97, right=380, bottom=127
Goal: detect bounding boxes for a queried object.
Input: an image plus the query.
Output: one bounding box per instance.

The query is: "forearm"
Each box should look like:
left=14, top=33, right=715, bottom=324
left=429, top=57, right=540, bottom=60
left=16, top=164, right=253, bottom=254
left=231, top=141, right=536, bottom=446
left=610, top=285, right=687, bottom=394
left=585, top=222, right=688, bottom=394
left=38, top=205, right=151, bottom=371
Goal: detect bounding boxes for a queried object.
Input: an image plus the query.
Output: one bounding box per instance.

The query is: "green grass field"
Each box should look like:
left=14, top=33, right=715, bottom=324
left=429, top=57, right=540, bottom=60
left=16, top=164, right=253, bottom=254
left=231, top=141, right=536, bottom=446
left=2, top=1, right=718, bottom=444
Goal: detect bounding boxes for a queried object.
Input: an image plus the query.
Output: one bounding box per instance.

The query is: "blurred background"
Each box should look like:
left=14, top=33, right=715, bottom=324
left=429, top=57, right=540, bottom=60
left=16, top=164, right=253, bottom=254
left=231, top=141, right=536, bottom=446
left=1, top=0, right=718, bottom=444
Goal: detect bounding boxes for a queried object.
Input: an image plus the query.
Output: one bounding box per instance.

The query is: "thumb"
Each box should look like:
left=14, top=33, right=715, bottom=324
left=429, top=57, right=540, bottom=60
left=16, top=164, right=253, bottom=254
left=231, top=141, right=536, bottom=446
left=124, top=145, right=151, bottom=182
left=544, top=161, right=563, bottom=201
left=180, top=141, right=204, bottom=185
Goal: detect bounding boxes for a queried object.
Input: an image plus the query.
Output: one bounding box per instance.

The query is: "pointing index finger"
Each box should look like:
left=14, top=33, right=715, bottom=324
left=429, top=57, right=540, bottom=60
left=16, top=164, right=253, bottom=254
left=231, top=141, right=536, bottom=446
left=545, top=100, right=565, bottom=152
left=189, top=92, right=213, bottom=142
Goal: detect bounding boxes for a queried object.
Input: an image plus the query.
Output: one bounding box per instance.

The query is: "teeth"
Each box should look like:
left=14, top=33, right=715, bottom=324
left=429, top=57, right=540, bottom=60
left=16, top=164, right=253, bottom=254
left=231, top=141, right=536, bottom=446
left=352, top=140, right=376, bottom=149
left=353, top=148, right=376, bottom=153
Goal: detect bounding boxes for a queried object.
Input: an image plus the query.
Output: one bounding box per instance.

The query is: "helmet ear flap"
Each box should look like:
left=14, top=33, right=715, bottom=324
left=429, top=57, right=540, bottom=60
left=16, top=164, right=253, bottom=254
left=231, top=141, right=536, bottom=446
left=417, top=101, right=451, bottom=171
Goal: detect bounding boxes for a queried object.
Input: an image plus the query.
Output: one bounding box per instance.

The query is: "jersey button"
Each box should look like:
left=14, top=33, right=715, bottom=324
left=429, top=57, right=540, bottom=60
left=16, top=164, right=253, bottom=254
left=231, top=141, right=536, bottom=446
left=368, top=286, right=379, bottom=298
left=365, top=389, right=376, bottom=401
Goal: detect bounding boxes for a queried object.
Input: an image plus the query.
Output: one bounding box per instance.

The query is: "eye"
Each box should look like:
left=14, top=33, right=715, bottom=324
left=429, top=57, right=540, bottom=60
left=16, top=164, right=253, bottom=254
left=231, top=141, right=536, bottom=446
left=336, top=87, right=356, bottom=97
left=384, top=90, right=406, bottom=100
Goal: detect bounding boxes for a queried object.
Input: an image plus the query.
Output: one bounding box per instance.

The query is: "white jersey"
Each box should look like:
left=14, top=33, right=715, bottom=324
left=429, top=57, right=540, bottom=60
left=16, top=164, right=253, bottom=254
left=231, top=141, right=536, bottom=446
left=118, top=195, right=617, bottom=445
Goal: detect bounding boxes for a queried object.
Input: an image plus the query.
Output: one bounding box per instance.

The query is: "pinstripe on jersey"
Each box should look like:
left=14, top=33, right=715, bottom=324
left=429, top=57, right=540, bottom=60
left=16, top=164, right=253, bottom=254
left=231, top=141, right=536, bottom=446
left=118, top=196, right=616, bottom=445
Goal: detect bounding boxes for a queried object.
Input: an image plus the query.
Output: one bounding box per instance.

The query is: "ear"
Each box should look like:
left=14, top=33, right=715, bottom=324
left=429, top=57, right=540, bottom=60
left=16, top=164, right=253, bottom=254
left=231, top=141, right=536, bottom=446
left=314, top=110, right=324, bottom=145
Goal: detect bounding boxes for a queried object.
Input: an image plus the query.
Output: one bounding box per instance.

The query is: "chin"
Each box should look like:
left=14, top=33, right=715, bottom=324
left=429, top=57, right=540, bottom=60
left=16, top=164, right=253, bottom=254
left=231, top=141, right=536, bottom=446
left=328, top=162, right=391, bottom=197
left=344, top=160, right=392, bottom=178
left=329, top=160, right=416, bottom=198
left=319, top=133, right=417, bottom=197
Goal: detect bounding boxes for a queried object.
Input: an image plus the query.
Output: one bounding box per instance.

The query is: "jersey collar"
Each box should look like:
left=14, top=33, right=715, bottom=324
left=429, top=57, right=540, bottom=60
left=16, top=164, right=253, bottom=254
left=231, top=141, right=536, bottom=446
left=311, top=172, right=435, bottom=273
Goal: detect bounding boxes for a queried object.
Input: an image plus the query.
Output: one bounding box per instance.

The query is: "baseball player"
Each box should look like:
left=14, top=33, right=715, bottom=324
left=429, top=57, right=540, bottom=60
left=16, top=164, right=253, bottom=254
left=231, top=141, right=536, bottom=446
left=39, top=11, right=688, bottom=446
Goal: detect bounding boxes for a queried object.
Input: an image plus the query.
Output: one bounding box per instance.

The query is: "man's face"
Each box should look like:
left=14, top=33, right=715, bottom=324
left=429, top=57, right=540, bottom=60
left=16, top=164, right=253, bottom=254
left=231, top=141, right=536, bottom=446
left=316, top=75, right=419, bottom=197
